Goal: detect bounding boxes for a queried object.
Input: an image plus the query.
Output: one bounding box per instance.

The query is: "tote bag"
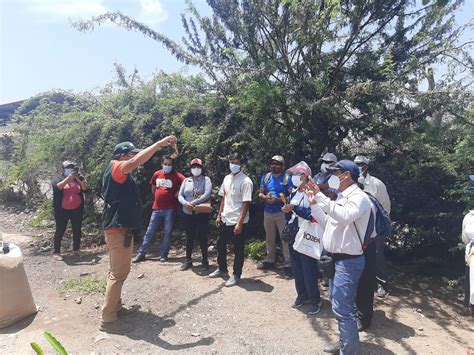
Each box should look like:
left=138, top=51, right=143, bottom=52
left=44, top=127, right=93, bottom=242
left=293, top=219, right=323, bottom=260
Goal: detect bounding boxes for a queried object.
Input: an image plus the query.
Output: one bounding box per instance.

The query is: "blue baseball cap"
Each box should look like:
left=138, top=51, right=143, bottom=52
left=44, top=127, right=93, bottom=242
left=469, top=175, right=474, bottom=191
left=327, top=159, right=360, bottom=179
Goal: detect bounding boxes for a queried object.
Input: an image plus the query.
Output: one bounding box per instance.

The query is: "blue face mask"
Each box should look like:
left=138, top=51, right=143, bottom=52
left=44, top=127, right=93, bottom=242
left=229, top=163, right=241, bottom=174
left=163, top=165, right=172, bottom=173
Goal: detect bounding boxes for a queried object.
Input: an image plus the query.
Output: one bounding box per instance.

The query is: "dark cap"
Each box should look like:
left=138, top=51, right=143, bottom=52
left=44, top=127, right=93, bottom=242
left=113, top=142, right=142, bottom=156
left=327, top=159, right=360, bottom=179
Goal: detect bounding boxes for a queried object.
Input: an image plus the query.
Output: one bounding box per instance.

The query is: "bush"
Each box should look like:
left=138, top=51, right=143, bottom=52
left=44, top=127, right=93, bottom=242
left=245, top=240, right=266, bottom=261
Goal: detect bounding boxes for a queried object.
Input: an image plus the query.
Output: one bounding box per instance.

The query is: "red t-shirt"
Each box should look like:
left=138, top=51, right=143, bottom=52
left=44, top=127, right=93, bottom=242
left=61, top=181, right=82, bottom=210
left=150, top=170, right=185, bottom=210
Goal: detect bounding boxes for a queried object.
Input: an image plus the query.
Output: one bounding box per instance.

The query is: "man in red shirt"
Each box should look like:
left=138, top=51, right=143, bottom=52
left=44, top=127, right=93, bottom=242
left=133, top=155, right=185, bottom=262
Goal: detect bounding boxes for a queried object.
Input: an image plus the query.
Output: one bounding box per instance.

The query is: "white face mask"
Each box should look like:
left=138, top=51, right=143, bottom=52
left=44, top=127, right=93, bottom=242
left=191, top=167, right=202, bottom=177
left=291, top=175, right=302, bottom=188
left=321, top=163, right=330, bottom=173
left=64, top=168, right=74, bottom=176
left=328, top=175, right=341, bottom=190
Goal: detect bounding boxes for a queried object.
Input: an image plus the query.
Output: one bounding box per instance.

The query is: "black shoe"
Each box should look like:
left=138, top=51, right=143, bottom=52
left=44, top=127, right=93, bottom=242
left=357, top=318, right=370, bottom=332
left=132, top=254, right=146, bottom=263
left=284, top=267, right=293, bottom=278
left=180, top=261, right=192, bottom=271
left=321, top=277, right=329, bottom=288
left=323, top=340, right=342, bottom=353
left=291, top=298, right=305, bottom=309
left=257, top=261, right=275, bottom=270
left=307, top=301, right=322, bottom=315
left=200, top=261, right=209, bottom=271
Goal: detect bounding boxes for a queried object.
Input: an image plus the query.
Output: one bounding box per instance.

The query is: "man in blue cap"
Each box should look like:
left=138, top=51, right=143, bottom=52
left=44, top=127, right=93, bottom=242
left=307, top=160, right=372, bottom=354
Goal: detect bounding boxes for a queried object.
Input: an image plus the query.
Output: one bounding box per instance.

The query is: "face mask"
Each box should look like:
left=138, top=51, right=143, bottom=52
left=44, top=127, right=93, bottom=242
left=64, top=168, right=74, bottom=176
left=191, top=167, right=202, bottom=177
left=328, top=175, right=341, bottom=190
left=321, top=163, right=329, bottom=173
left=229, top=163, right=241, bottom=174
left=291, top=175, right=302, bottom=188
left=163, top=165, right=172, bottom=173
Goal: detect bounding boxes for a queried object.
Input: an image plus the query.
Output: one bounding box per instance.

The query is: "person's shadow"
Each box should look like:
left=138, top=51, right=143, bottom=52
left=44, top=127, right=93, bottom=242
left=124, top=310, right=214, bottom=350
left=61, top=251, right=102, bottom=266
left=361, top=309, right=416, bottom=354
left=238, top=276, right=274, bottom=293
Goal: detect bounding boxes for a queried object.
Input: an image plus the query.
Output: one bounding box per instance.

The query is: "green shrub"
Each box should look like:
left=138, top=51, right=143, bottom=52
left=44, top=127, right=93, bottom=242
left=245, top=240, right=266, bottom=261
left=59, top=276, right=106, bottom=295
left=30, top=199, right=53, bottom=228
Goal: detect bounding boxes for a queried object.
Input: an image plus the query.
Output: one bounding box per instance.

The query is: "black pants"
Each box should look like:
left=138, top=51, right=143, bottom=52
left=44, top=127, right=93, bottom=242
left=356, top=241, right=376, bottom=327
left=465, top=265, right=471, bottom=308
left=217, top=224, right=247, bottom=277
left=54, top=208, right=83, bottom=253
left=184, top=213, right=209, bottom=263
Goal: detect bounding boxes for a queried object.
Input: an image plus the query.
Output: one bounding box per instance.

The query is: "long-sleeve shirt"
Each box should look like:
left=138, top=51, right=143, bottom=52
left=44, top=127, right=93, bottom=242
left=315, top=184, right=372, bottom=255
left=178, top=175, right=212, bottom=215
left=362, top=173, right=391, bottom=214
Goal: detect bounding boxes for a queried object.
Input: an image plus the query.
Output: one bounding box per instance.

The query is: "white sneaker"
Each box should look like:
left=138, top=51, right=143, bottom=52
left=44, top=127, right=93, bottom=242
left=208, top=269, right=228, bottom=278
left=225, top=275, right=240, bottom=287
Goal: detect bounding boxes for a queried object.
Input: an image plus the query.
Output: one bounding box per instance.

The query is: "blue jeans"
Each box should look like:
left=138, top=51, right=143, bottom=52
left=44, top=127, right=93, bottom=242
left=289, top=245, right=321, bottom=305
left=138, top=209, right=175, bottom=258
left=329, top=255, right=365, bottom=355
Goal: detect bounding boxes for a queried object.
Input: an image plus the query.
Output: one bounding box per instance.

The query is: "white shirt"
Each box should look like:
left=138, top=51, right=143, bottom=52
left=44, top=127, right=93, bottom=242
left=219, top=171, right=253, bottom=226
left=463, top=210, right=474, bottom=245
left=361, top=173, right=391, bottom=214
left=313, top=184, right=372, bottom=255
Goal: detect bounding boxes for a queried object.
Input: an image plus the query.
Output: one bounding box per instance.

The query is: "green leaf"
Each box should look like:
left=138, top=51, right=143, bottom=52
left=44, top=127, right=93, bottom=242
left=43, top=331, right=67, bottom=355
left=30, top=342, right=44, bottom=355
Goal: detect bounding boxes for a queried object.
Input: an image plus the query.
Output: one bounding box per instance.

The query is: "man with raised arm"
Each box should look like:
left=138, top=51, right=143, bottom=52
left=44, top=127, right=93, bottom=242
left=100, top=136, right=176, bottom=334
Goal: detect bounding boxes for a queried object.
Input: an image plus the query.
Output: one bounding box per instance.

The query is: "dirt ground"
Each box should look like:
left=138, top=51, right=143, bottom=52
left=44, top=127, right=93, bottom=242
left=0, top=208, right=473, bottom=354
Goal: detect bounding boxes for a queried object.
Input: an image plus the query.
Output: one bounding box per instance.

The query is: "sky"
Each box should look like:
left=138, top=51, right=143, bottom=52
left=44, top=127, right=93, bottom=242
left=0, top=0, right=472, bottom=105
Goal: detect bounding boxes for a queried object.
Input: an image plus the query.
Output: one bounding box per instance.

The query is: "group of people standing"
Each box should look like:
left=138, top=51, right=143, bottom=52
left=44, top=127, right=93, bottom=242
left=50, top=134, right=472, bottom=354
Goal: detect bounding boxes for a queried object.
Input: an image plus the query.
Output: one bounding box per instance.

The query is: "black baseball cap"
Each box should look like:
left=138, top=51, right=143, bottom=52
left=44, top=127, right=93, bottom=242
left=113, top=142, right=142, bottom=156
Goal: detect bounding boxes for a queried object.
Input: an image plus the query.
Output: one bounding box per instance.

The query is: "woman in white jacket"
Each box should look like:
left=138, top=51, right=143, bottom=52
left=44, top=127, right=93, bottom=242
left=462, top=209, right=474, bottom=314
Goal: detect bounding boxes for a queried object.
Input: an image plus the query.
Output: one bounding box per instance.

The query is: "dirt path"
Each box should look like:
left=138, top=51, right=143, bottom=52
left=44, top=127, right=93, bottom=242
left=0, top=210, right=473, bottom=354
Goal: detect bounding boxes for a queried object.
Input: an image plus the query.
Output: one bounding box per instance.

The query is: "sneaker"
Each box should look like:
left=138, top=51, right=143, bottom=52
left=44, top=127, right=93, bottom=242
left=180, top=261, right=193, bottom=271
left=132, top=254, right=146, bottom=263
left=257, top=261, right=275, bottom=270
left=321, top=277, right=330, bottom=288
left=99, top=319, right=132, bottom=334
left=225, top=274, right=240, bottom=287
left=376, top=284, right=388, bottom=298
left=117, top=305, right=140, bottom=318
left=283, top=266, right=293, bottom=278
left=160, top=257, right=168, bottom=262
left=53, top=253, right=63, bottom=261
left=200, top=261, right=209, bottom=271
left=323, top=340, right=342, bottom=354
left=307, top=301, right=322, bottom=315
left=208, top=269, right=228, bottom=278
left=291, top=298, right=305, bottom=309
left=357, top=318, right=370, bottom=332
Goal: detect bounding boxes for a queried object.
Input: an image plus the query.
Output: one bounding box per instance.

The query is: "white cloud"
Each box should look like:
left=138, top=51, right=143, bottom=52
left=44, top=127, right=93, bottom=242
left=27, top=0, right=108, bottom=19
left=137, top=0, right=168, bottom=26
left=24, top=0, right=168, bottom=27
